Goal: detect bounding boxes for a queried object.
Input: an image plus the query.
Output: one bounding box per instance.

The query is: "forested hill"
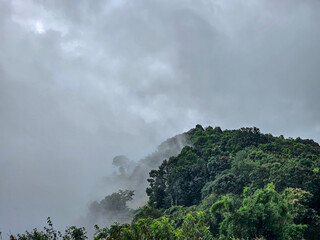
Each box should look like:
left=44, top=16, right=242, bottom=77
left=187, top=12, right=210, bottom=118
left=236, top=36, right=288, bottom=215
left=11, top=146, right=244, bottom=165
left=10, top=125, right=320, bottom=240
left=120, top=125, right=320, bottom=240
left=147, top=125, right=320, bottom=209
left=142, top=125, right=320, bottom=239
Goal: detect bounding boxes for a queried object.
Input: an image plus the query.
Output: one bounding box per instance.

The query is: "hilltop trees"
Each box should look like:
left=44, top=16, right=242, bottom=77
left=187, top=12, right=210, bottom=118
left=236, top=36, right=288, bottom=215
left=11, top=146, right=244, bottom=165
left=145, top=125, right=320, bottom=239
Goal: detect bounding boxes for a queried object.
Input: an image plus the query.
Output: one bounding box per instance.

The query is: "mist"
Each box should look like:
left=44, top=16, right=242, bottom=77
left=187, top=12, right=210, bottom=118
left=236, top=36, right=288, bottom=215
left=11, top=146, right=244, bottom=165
left=1, top=0, right=320, bottom=237
left=82, top=133, right=189, bottom=235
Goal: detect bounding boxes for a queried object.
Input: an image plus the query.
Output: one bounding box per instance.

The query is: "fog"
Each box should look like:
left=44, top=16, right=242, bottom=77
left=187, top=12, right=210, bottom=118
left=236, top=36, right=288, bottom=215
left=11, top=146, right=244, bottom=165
left=82, top=133, right=189, bottom=236
left=1, top=0, right=320, bottom=237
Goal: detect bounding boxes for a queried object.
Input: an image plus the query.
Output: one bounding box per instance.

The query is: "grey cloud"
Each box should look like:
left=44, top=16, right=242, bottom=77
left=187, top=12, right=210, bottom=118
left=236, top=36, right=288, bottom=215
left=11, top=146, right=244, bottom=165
left=1, top=0, right=320, bottom=236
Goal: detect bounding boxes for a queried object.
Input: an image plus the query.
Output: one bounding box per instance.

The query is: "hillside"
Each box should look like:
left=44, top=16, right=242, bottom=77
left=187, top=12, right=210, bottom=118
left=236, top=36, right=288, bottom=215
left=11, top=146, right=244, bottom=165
left=10, top=125, right=320, bottom=240
left=85, top=133, right=189, bottom=228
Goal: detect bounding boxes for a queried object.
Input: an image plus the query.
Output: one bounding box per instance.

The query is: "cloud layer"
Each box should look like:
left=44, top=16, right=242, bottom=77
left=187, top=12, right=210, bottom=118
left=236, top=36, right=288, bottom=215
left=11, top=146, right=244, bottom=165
left=1, top=0, right=320, bottom=235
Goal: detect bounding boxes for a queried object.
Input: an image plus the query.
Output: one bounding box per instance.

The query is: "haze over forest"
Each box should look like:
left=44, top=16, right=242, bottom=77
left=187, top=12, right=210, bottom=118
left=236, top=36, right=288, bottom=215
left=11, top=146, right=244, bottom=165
left=1, top=0, right=320, bottom=237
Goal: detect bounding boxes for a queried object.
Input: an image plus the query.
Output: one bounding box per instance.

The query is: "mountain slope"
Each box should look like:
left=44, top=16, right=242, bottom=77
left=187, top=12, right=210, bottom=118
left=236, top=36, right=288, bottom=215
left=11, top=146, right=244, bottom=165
left=142, top=125, right=320, bottom=239
left=10, top=125, right=320, bottom=240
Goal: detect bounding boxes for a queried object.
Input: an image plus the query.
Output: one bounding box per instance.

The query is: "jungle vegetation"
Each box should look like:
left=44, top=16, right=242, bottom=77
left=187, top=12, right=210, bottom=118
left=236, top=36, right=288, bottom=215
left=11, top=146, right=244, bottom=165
left=10, top=125, right=320, bottom=240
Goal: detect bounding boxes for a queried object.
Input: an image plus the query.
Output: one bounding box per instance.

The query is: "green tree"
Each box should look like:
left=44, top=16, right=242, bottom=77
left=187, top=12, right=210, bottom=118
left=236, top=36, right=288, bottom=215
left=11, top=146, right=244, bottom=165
left=211, top=184, right=306, bottom=240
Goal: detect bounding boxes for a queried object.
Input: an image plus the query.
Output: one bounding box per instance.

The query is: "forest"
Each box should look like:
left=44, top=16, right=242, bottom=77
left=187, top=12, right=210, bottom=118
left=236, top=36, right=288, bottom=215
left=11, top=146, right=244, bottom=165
left=10, top=125, right=320, bottom=240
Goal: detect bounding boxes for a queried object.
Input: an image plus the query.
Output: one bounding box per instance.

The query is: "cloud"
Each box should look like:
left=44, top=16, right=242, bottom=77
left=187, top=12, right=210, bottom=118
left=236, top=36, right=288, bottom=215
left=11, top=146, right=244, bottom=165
left=1, top=0, right=320, bottom=235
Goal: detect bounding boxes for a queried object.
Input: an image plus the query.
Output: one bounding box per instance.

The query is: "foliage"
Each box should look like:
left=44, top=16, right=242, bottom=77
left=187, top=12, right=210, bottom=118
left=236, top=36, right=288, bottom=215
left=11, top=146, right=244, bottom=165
left=88, top=189, right=135, bottom=225
left=132, top=205, right=163, bottom=223
left=210, top=183, right=306, bottom=240
left=93, top=213, right=215, bottom=240
left=90, top=190, right=134, bottom=213
left=146, top=125, right=320, bottom=239
left=10, top=217, right=87, bottom=240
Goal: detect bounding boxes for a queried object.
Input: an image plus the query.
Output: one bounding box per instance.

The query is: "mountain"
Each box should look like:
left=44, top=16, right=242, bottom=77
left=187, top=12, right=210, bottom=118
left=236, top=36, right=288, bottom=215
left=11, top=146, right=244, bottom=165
left=10, top=125, right=320, bottom=240
left=103, top=125, right=320, bottom=240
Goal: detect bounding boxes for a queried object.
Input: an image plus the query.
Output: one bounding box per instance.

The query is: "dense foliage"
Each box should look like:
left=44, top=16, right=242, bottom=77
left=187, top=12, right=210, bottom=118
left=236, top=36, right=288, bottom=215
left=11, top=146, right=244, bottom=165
left=144, top=125, right=320, bottom=239
left=10, top=125, right=320, bottom=239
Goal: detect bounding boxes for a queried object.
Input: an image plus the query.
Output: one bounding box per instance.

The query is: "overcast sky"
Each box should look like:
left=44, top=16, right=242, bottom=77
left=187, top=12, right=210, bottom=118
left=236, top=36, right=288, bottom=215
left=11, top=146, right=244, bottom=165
left=1, top=0, right=320, bottom=236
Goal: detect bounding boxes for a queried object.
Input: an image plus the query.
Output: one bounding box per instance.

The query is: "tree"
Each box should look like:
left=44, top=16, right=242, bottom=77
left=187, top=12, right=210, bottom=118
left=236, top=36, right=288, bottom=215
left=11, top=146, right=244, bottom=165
left=10, top=218, right=87, bottom=240
left=211, top=184, right=306, bottom=240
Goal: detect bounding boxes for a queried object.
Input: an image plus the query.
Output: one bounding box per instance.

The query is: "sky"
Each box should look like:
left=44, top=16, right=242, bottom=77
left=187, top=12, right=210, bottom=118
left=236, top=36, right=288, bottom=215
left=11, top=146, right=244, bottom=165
left=1, top=0, right=320, bottom=236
